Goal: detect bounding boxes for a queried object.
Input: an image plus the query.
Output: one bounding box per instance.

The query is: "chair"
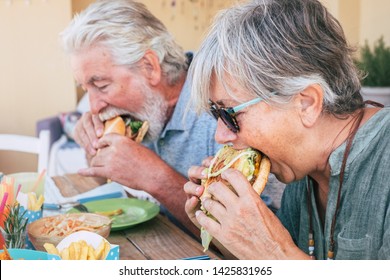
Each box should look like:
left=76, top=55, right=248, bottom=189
left=36, top=93, right=90, bottom=176
left=0, top=130, right=50, bottom=173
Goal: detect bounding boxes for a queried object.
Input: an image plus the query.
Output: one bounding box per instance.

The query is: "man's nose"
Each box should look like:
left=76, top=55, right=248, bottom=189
left=214, top=118, right=237, bottom=144
left=88, top=91, right=107, bottom=115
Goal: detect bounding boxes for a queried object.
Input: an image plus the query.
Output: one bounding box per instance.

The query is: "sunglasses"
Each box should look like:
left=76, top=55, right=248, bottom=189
left=208, top=97, right=263, bottom=133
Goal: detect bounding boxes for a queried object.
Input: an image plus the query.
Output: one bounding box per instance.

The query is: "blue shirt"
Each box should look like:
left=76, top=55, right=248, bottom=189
left=277, top=107, right=390, bottom=259
left=143, top=75, right=222, bottom=231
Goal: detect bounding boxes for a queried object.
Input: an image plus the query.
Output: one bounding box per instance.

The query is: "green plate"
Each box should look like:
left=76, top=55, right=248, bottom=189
left=68, top=198, right=160, bottom=231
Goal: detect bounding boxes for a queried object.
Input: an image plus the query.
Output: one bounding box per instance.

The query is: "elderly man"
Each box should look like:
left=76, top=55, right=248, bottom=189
left=60, top=0, right=221, bottom=234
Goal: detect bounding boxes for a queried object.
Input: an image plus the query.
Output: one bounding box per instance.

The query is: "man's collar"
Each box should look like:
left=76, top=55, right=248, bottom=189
left=160, top=76, right=193, bottom=137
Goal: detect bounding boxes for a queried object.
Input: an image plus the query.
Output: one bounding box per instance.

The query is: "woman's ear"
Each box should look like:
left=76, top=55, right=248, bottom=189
left=141, top=50, right=162, bottom=86
left=297, top=84, right=324, bottom=127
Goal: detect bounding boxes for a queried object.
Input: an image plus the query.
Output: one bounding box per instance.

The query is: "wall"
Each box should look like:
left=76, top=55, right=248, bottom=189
left=72, top=0, right=236, bottom=52
left=360, top=0, right=390, bottom=46
left=140, top=0, right=236, bottom=51
left=322, top=0, right=390, bottom=48
left=0, top=0, right=76, bottom=173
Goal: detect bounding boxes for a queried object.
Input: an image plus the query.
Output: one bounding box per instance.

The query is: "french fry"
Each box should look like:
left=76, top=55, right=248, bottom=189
left=80, top=245, right=89, bottom=260
left=103, top=241, right=111, bottom=260
left=61, top=247, right=70, bottom=260
left=87, top=245, right=96, bottom=260
left=68, top=242, right=76, bottom=260
left=34, top=194, right=44, bottom=211
left=43, top=243, right=59, bottom=256
left=27, top=192, right=45, bottom=211
left=94, top=239, right=106, bottom=260
left=73, top=241, right=81, bottom=260
left=27, top=193, right=37, bottom=211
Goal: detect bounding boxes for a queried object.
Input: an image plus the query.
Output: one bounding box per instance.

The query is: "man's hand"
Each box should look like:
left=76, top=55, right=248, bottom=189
left=78, top=133, right=199, bottom=234
left=73, top=112, right=104, bottom=157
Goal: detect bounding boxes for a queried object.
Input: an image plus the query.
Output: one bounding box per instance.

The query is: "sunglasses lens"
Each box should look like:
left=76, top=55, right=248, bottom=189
left=209, top=107, right=220, bottom=120
left=219, top=109, right=239, bottom=133
left=208, top=100, right=239, bottom=133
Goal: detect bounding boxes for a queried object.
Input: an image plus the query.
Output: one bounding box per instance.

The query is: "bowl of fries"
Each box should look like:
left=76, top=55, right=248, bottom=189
left=43, top=231, right=117, bottom=260
left=27, top=213, right=112, bottom=251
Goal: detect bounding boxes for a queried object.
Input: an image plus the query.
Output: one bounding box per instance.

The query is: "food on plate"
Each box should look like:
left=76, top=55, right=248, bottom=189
left=0, top=246, right=12, bottom=260
left=44, top=239, right=110, bottom=260
left=38, top=214, right=110, bottom=237
left=103, top=115, right=149, bottom=143
left=200, top=145, right=271, bottom=251
left=95, top=208, right=123, bottom=217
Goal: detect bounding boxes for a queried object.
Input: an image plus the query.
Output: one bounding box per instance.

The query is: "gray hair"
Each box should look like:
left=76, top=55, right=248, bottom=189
left=61, top=0, right=187, bottom=85
left=190, top=0, right=364, bottom=115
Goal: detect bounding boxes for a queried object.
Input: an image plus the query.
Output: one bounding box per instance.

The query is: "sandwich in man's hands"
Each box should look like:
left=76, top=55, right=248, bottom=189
left=103, top=115, right=149, bottom=143
left=200, top=145, right=271, bottom=251
left=101, top=115, right=149, bottom=183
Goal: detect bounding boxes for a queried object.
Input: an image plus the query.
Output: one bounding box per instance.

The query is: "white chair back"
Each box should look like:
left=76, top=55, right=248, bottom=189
left=0, top=130, right=50, bottom=173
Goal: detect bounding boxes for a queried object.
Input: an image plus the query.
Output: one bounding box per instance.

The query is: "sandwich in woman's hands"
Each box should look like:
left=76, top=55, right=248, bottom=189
left=200, top=145, right=271, bottom=251
left=103, top=115, right=149, bottom=143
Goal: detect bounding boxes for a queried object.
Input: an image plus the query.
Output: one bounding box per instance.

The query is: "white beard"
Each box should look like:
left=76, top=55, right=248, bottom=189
left=98, top=84, right=169, bottom=142
left=131, top=87, right=169, bottom=142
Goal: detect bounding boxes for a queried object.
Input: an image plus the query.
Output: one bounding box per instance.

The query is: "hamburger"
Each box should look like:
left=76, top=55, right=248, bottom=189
left=102, top=115, right=149, bottom=183
left=200, top=145, right=271, bottom=251
left=103, top=115, right=149, bottom=143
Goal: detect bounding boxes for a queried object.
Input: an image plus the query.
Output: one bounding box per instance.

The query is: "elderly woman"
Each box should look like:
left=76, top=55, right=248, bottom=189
left=184, top=0, right=390, bottom=259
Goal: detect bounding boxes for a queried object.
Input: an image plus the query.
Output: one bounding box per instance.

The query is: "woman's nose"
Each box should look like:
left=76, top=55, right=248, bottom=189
left=214, top=118, right=237, bottom=144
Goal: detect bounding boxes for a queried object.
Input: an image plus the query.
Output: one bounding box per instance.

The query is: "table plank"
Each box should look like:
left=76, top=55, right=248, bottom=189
left=123, top=215, right=219, bottom=260
left=52, top=174, right=104, bottom=197
left=108, top=231, right=147, bottom=260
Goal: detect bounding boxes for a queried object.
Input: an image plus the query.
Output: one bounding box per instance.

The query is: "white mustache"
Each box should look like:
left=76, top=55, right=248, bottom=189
left=99, top=108, right=132, bottom=122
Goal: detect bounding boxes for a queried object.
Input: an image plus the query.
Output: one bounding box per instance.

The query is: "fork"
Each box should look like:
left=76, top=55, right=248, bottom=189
left=73, top=204, right=89, bottom=212
left=43, top=191, right=124, bottom=210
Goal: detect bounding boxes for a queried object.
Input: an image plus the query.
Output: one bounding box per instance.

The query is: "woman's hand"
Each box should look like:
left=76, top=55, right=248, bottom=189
left=183, top=157, right=213, bottom=229
left=196, top=168, right=308, bottom=260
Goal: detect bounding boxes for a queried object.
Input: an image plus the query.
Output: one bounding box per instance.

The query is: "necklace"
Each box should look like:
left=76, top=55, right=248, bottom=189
left=306, top=107, right=365, bottom=260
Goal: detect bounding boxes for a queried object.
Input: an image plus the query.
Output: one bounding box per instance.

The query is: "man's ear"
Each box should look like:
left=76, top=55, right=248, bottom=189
left=297, top=84, right=324, bottom=127
left=141, top=50, right=162, bottom=86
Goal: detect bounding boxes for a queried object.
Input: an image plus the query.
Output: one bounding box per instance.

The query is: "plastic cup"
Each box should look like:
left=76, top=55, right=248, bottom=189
left=7, top=172, right=46, bottom=196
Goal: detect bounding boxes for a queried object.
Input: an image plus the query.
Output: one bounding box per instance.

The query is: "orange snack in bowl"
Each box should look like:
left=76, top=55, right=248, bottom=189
left=27, top=213, right=111, bottom=251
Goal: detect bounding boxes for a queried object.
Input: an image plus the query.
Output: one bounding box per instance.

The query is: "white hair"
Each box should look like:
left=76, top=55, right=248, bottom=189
left=61, top=0, right=188, bottom=85
left=189, top=0, right=363, bottom=115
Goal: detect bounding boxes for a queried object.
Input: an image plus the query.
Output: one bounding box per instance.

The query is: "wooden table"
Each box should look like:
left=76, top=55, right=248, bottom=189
left=51, top=174, right=221, bottom=260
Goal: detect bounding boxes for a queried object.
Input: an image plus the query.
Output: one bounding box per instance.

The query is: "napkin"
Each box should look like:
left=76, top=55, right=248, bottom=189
left=43, top=177, right=127, bottom=216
